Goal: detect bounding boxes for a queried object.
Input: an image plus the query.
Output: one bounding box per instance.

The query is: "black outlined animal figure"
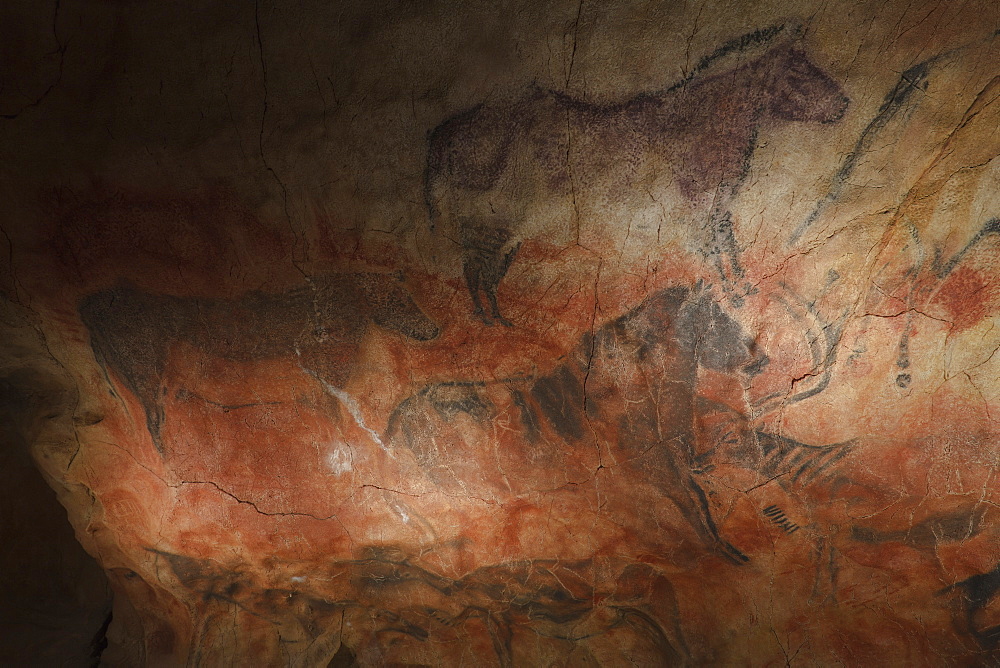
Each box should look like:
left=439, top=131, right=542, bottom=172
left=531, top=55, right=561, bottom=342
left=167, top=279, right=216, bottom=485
left=388, top=284, right=769, bottom=564
left=148, top=546, right=688, bottom=667
left=425, top=24, right=849, bottom=324
left=939, top=561, right=1000, bottom=653
left=789, top=59, right=933, bottom=244
left=80, top=273, right=440, bottom=454
left=851, top=215, right=1000, bottom=391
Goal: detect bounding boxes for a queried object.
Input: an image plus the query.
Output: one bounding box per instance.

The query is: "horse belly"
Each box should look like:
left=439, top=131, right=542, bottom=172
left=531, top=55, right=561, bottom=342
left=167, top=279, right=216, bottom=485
left=390, top=382, right=598, bottom=499
left=186, top=298, right=306, bottom=362
left=515, top=120, right=692, bottom=252
left=432, top=101, right=715, bottom=279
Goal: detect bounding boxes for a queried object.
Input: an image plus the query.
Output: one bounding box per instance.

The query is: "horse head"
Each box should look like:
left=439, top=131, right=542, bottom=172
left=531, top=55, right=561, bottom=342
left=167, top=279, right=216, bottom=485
left=676, top=290, right=768, bottom=376
left=605, top=285, right=768, bottom=380
left=764, top=44, right=849, bottom=124
left=351, top=273, right=442, bottom=341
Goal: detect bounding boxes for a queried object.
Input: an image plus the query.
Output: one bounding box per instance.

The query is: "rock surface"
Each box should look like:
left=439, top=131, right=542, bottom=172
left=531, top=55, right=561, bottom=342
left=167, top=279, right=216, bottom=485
left=2, top=0, right=1000, bottom=664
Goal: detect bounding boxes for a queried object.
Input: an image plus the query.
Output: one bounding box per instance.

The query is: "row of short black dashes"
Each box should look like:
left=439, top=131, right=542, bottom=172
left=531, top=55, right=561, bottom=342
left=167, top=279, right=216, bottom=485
left=763, top=505, right=800, bottom=534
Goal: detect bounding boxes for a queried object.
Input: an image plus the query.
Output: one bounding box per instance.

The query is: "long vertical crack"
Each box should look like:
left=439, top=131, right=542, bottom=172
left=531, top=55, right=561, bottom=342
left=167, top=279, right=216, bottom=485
left=1, top=0, right=66, bottom=120
left=254, top=0, right=309, bottom=281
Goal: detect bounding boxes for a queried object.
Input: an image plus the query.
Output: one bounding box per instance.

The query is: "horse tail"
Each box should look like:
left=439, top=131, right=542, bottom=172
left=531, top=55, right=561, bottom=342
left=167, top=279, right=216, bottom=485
left=424, top=125, right=446, bottom=233
left=672, top=21, right=800, bottom=90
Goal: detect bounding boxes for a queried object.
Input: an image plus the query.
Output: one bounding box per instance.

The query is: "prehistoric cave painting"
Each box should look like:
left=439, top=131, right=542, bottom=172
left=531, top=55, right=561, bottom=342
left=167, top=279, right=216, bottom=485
left=789, top=59, right=933, bottom=244
left=693, top=395, right=855, bottom=535
left=881, top=216, right=1000, bottom=387
left=747, top=282, right=847, bottom=414
left=425, top=23, right=849, bottom=324
left=940, top=562, right=1000, bottom=653
left=791, top=30, right=1000, bottom=244
left=387, top=281, right=862, bottom=567
left=762, top=505, right=800, bottom=534
left=931, top=217, right=1000, bottom=279
left=851, top=506, right=987, bottom=547
left=459, top=223, right=522, bottom=327
left=147, top=547, right=688, bottom=666
left=847, top=68, right=1000, bottom=388
left=753, top=429, right=854, bottom=486
left=692, top=395, right=855, bottom=492
left=80, top=273, right=440, bottom=453
left=389, top=285, right=781, bottom=564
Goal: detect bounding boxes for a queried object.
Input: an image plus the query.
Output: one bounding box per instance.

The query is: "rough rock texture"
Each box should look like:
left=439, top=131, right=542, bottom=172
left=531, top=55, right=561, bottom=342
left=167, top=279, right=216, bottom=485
left=2, top=0, right=1000, bottom=664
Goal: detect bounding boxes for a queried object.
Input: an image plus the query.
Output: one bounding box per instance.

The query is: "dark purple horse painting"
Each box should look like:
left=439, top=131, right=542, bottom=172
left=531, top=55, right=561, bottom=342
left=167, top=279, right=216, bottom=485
left=425, top=24, right=849, bottom=324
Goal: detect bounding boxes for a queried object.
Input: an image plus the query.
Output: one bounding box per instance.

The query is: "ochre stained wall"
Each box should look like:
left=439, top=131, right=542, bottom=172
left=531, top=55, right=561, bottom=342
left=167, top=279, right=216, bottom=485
left=2, top=0, right=1000, bottom=664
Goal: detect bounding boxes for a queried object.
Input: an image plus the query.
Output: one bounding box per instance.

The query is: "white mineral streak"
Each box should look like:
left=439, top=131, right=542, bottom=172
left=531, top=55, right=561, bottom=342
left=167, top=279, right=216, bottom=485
left=319, top=380, right=393, bottom=457
left=325, top=446, right=353, bottom=474
left=294, top=352, right=394, bottom=457
left=392, top=502, right=411, bottom=524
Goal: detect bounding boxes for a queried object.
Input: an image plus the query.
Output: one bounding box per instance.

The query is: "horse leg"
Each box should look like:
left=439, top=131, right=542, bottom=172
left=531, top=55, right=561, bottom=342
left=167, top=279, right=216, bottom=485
left=462, top=254, right=493, bottom=326
left=631, top=433, right=749, bottom=564
left=701, top=172, right=757, bottom=304
left=708, top=210, right=757, bottom=306
left=484, top=241, right=520, bottom=327
left=681, top=472, right=750, bottom=564
left=460, top=219, right=519, bottom=326
left=658, top=449, right=749, bottom=564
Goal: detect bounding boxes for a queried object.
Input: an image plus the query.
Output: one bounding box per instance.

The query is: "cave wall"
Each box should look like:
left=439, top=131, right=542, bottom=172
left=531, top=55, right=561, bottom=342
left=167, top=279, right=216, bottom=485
left=2, top=0, right=1000, bottom=664
left=0, top=299, right=112, bottom=665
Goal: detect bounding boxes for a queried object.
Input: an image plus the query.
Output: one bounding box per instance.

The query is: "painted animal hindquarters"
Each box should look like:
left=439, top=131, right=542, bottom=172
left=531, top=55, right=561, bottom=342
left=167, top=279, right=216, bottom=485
left=79, top=273, right=440, bottom=454
left=424, top=24, right=849, bottom=323
left=387, top=284, right=769, bottom=564
left=148, top=546, right=689, bottom=666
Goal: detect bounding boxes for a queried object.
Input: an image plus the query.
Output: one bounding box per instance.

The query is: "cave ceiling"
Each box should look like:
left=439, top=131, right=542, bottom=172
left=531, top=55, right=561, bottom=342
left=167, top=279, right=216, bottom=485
left=2, top=0, right=1000, bottom=664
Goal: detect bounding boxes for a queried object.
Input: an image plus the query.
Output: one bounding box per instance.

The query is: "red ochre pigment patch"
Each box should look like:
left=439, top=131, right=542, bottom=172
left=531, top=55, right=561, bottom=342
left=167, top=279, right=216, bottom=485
left=8, top=2, right=1000, bottom=664
left=931, top=265, right=996, bottom=330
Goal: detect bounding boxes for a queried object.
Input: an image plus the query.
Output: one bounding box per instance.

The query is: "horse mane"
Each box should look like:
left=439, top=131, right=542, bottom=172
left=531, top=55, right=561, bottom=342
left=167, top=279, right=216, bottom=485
left=533, top=21, right=802, bottom=114
left=666, top=21, right=803, bottom=93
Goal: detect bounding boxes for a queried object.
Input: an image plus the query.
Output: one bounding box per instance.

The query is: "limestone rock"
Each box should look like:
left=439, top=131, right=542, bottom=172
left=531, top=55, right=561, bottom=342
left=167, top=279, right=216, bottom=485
left=2, top=0, right=1000, bottom=664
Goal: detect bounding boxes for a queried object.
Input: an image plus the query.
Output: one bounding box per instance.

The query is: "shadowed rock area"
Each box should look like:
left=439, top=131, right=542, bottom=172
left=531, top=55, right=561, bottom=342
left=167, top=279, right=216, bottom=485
left=2, top=0, right=1000, bottom=664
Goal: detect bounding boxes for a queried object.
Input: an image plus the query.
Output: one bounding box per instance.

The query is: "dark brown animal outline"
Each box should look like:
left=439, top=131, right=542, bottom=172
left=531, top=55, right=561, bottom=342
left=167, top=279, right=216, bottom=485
left=146, top=546, right=689, bottom=667
left=80, top=273, right=440, bottom=454
left=387, top=284, right=783, bottom=564
left=425, top=23, right=849, bottom=325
